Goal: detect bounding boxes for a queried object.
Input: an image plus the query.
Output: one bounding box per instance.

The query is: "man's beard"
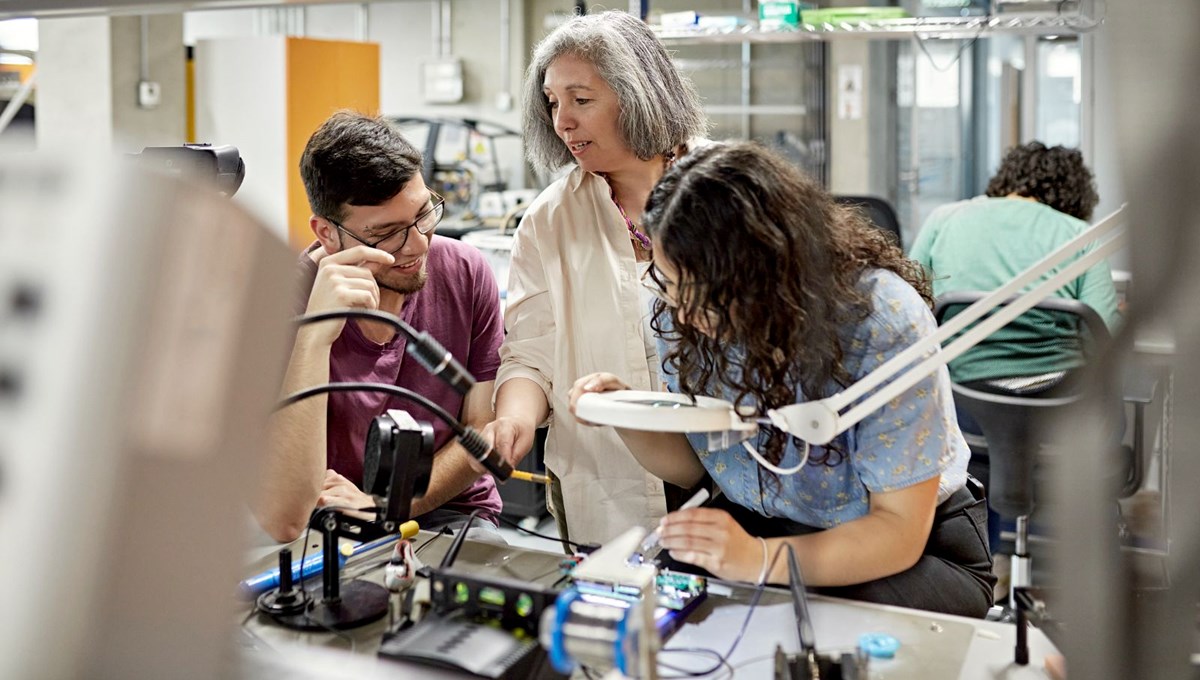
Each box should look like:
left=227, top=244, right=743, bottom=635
left=376, top=266, right=427, bottom=295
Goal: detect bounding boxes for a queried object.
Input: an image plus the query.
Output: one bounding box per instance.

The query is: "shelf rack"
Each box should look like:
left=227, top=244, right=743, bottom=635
left=653, top=12, right=1103, bottom=45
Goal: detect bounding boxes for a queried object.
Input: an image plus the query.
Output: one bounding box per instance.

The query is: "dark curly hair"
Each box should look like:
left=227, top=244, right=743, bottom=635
left=985, top=141, right=1098, bottom=221
left=643, top=142, right=932, bottom=468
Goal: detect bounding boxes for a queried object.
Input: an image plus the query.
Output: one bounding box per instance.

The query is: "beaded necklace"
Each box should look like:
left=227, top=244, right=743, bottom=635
left=602, top=153, right=675, bottom=252
left=606, top=184, right=653, bottom=251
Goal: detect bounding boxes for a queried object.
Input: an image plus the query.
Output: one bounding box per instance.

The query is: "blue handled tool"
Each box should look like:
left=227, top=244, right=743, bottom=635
left=238, top=520, right=418, bottom=599
left=239, top=552, right=346, bottom=600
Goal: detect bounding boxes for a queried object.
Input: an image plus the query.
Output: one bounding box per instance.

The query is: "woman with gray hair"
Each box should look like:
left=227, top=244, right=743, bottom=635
left=484, top=10, right=708, bottom=546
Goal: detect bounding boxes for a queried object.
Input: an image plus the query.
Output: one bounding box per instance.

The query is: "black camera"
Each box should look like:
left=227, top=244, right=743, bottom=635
left=133, top=143, right=246, bottom=197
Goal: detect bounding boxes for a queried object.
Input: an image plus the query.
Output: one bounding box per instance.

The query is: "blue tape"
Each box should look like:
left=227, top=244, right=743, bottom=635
left=549, top=588, right=582, bottom=674
left=858, top=632, right=901, bottom=659
left=613, top=605, right=629, bottom=675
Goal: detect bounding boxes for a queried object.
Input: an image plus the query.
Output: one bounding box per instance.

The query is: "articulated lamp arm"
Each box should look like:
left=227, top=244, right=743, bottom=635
left=771, top=206, right=1126, bottom=445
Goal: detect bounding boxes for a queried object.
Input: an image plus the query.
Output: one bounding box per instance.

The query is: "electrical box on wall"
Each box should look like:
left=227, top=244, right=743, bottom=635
left=137, top=80, right=161, bottom=109
left=422, top=59, right=464, bottom=104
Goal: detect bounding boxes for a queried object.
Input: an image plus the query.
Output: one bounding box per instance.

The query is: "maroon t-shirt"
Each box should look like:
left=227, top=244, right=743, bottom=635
left=296, top=236, right=504, bottom=525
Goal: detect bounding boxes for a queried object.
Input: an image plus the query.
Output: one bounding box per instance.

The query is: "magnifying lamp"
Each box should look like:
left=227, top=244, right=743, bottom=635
left=576, top=206, right=1127, bottom=450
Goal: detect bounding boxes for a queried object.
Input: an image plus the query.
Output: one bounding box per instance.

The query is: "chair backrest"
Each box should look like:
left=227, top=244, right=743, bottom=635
left=932, top=292, right=1111, bottom=518
left=933, top=291, right=1112, bottom=350
left=833, top=195, right=903, bottom=248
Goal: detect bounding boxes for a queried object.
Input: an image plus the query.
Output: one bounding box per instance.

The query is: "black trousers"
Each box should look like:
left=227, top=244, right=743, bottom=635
left=662, top=481, right=997, bottom=619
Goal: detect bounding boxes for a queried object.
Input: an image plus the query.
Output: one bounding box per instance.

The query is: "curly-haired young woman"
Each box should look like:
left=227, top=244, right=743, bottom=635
left=569, top=142, right=996, bottom=618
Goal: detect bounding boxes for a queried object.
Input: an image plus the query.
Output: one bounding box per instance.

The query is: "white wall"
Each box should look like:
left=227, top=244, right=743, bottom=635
left=193, top=37, right=288, bottom=237
left=182, top=8, right=259, bottom=43
left=36, top=18, right=114, bottom=152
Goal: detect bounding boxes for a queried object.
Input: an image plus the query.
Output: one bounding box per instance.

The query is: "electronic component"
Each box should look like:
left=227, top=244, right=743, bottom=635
left=428, top=569, right=561, bottom=636
left=379, top=610, right=563, bottom=680
left=539, top=528, right=660, bottom=678
left=655, top=572, right=707, bottom=611
left=572, top=571, right=707, bottom=642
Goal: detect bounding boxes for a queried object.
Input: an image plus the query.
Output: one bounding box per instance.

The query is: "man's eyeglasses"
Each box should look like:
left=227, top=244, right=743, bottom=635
left=329, top=193, right=445, bottom=254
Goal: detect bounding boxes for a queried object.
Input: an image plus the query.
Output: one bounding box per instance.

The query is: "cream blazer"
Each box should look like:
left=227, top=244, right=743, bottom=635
left=496, top=166, right=668, bottom=545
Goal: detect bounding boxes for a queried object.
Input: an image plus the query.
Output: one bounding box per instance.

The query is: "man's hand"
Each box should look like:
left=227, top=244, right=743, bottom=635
left=658, top=508, right=765, bottom=583
left=318, top=469, right=378, bottom=520
left=568, top=372, right=630, bottom=425
left=481, top=416, right=537, bottom=469
left=303, top=245, right=394, bottom=346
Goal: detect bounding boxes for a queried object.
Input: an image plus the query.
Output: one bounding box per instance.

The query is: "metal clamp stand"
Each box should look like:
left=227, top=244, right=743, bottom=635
left=1012, top=585, right=1056, bottom=667
left=262, top=507, right=394, bottom=631
left=257, top=409, right=438, bottom=631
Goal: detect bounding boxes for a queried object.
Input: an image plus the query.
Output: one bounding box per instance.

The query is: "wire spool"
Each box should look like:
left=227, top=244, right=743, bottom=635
left=542, top=587, right=644, bottom=677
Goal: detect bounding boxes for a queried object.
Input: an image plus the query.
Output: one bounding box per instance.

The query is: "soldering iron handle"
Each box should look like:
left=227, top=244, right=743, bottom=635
left=458, top=427, right=514, bottom=481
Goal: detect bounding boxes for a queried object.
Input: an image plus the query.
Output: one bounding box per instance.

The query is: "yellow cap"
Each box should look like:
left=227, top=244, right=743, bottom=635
left=400, top=520, right=420, bottom=539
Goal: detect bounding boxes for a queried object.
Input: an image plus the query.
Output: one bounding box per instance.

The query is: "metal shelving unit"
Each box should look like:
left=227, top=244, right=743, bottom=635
left=653, top=12, right=1103, bottom=44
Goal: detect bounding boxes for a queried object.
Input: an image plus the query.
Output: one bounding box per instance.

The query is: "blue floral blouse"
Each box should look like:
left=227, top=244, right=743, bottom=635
left=657, top=269, right=970, bottom=529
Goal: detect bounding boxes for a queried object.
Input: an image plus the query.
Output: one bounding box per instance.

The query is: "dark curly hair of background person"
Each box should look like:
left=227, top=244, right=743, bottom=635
left=985, top=141, right=1099, bottom=221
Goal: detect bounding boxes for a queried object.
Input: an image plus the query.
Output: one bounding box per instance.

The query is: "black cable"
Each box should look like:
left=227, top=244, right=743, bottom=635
left=658, top=647, right=733, bottom=679
left=296, top=519, right=316, bottom=596
left=295, top=309, right=476, bottom=396
left=439, top=509, right=482, bottom=569
left=414, top=527, right=451, bottom=556
left=913, top=18, right=987, bottom=73
left=493, top=513, right=586, bottom=552
left=276, top=382, right=513, bottom=480
left=278, top=382, right=463, bottom=434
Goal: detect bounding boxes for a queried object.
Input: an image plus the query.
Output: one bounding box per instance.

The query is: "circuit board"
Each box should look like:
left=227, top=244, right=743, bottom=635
left=572, top=571, right=708, bottom=640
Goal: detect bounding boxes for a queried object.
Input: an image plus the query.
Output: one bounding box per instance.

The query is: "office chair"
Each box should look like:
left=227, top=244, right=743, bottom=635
left=933, top=292, right=1141, bottom=604
left=833, top=195, right=903, bottom=248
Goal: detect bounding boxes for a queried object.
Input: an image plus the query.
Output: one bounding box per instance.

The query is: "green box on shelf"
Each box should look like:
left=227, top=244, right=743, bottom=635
left=800, top=7, right=910, bottom=24
left=759, top=1, right=807, bottom=30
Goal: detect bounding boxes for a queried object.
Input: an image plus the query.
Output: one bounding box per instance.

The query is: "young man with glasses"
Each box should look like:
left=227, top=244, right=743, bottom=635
left=257, top=111, right=506, bottom=544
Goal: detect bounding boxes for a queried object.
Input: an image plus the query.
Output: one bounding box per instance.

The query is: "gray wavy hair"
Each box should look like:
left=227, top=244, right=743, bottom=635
left=522, top=10, right=707, bottom=175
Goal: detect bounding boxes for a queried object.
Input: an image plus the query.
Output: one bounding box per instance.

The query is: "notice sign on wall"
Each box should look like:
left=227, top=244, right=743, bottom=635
left=838, top=64, right=864, bottom=120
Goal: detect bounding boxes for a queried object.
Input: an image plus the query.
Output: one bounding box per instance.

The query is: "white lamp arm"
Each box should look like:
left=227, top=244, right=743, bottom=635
left=770, top=209, right=1126, bottom=445
left=822, top=205, right=1125, bottom=416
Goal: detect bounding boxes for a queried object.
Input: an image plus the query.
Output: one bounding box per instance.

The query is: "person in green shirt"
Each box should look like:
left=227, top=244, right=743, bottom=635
left=909, top=141, right=1119, bottom=385
left=909, top=142, right=1121, bottom=596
